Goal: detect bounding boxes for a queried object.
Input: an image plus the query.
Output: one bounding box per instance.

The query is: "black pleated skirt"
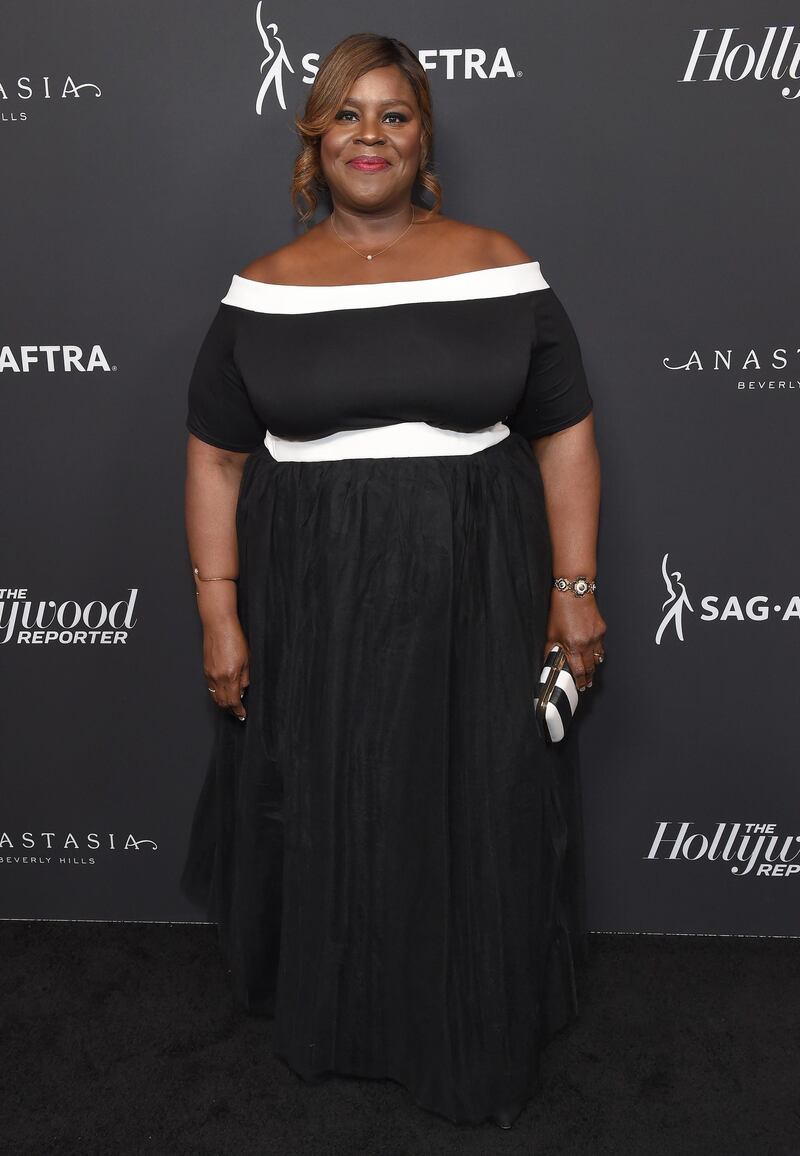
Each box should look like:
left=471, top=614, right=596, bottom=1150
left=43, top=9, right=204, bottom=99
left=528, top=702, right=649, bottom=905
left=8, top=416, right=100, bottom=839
left=180, top=429, right=588, bottom=1126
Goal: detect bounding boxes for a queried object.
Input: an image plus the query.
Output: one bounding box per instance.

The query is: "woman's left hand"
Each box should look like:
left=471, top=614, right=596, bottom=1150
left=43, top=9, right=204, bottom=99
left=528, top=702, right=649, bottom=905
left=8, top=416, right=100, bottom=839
left=543, top=592, right=607, bottom=692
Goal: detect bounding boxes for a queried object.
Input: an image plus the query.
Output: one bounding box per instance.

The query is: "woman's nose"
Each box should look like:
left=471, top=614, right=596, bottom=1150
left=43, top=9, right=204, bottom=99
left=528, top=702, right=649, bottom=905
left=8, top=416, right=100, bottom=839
left=355, top=122, right=384, bottom=144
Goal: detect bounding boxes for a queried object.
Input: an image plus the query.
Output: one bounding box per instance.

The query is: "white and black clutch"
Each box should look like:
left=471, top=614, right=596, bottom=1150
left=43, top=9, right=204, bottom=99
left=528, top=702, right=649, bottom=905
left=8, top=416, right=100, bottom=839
left=534, top=643, right=580, bottom=744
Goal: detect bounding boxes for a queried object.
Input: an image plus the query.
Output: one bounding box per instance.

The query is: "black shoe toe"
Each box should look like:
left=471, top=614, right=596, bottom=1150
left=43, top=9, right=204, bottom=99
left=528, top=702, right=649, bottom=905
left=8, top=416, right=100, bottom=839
left=490, top=1099, right=526, bottom=1129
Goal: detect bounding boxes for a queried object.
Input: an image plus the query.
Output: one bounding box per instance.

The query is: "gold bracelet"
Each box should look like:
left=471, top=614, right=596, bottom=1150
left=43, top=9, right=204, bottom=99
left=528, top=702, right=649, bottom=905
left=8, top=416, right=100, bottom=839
left=553, top=576, right=596, bottom=598
left=193, top=566, right=239, bottom=594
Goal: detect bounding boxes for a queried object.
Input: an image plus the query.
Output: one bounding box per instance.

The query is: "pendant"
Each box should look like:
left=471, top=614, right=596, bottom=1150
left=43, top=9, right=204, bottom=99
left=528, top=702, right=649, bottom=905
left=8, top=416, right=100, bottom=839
left=366, top=254, right=373, bottom=260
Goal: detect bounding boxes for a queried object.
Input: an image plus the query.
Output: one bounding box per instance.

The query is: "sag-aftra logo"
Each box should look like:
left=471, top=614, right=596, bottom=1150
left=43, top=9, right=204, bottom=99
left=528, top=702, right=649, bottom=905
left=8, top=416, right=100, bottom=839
left=655, top=554, right=800, bottom=644
left=254, top=7, right=519, bottom=113
left=0, top=345, right=113, bottom=372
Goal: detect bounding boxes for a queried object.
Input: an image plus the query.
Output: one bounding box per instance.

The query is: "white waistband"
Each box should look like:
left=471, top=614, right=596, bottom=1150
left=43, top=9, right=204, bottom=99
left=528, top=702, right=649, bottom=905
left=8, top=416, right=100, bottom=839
left=263, top=421, right=511, bottom=461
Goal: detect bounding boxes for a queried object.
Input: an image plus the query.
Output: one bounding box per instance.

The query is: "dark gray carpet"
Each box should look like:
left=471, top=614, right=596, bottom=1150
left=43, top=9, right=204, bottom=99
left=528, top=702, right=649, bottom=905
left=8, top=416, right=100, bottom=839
left=2, top=923, right=798, bottom=1155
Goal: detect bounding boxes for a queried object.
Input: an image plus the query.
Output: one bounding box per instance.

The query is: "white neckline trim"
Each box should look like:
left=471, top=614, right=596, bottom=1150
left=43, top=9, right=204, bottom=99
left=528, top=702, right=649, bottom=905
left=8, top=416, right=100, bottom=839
left=220, top=260, right=549, bottom=314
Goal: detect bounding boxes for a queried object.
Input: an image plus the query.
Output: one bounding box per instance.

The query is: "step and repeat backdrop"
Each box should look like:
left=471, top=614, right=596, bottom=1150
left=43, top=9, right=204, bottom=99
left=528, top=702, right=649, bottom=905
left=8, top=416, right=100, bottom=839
left=2, top=1, right=798, bottom=932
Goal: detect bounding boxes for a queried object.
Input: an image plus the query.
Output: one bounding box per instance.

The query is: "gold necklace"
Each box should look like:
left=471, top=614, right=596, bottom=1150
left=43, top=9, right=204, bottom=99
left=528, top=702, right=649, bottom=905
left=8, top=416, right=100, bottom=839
left=329, top=206, right=416, bottom=261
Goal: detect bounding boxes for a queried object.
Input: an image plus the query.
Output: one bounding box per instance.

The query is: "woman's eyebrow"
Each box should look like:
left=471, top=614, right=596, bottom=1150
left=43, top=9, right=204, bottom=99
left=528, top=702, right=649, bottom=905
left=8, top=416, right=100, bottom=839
left=341, top=97, right=415, bottom=109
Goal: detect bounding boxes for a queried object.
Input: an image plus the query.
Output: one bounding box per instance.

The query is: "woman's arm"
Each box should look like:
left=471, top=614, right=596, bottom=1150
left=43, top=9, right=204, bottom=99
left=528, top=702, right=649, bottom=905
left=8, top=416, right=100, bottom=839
left=185, top=432, right=251, bottom=720
left=532, top=412, right=606, bottom=691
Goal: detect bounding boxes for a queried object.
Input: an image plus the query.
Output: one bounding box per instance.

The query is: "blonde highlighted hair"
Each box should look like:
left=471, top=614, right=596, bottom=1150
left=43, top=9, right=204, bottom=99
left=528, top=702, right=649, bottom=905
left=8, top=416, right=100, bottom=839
left=291, top=32, right=443, bottom=224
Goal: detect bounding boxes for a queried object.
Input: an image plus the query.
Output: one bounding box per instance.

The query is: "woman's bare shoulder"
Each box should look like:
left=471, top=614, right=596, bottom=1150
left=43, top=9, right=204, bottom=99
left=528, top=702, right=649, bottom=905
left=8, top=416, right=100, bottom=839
left=426, top=214, right=533, bottom=270
left=237, top=227, right=326, bottom=285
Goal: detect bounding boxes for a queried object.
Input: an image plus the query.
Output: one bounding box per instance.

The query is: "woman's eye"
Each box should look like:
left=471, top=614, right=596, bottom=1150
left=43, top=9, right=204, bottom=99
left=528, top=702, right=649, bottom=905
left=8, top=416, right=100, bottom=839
left=334, top=109, right=408, bottom=124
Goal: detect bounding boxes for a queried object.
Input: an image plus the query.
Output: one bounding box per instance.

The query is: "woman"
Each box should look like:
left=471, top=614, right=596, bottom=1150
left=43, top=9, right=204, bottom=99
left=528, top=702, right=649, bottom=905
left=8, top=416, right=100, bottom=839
left=180, top=31, right=606, bottom=1133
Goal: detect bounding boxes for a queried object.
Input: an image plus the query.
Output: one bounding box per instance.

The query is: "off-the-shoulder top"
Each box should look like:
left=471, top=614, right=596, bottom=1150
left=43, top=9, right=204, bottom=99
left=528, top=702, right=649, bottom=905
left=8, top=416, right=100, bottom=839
left=185, top=260, right=593, bottom=453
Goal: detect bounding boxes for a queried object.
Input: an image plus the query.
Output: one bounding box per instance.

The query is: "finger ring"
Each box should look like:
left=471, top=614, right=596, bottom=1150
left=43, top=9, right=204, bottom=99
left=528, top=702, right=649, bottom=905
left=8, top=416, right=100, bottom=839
left=207, top=687, right=216, bottom=694
left=593, top=653, right=604, bottom=662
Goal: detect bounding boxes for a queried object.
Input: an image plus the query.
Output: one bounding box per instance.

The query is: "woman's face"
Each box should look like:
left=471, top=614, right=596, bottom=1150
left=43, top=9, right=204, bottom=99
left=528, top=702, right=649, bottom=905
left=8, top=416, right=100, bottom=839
left=319, top=65, right=424, bottom=213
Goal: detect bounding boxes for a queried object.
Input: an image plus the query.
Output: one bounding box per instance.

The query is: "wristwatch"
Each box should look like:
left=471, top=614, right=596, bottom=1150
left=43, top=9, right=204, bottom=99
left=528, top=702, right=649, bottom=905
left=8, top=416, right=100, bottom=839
left=553, top=576, right=596, bottom=597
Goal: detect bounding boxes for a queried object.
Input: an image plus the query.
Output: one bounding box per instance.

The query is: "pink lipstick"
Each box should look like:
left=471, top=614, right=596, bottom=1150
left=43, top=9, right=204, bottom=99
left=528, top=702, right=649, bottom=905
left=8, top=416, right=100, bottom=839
left=348, top=157, right=389, bottom=171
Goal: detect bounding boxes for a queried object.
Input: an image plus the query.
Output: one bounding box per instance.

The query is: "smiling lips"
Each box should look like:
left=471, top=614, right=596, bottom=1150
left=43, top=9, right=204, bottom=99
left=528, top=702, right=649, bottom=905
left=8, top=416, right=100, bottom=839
left=348, top=156, right=390, bottom=171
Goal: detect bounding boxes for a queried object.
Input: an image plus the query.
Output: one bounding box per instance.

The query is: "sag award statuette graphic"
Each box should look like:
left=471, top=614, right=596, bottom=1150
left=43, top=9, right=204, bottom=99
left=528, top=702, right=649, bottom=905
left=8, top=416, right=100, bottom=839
left=656, top=553, right=693, bottom=644
left=255, top=4, right=294, bottom=113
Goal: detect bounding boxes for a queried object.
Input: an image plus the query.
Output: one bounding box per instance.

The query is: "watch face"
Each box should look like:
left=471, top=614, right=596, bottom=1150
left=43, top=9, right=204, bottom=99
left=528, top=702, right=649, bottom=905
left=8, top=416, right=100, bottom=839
left=574, top=578, right=588, bottom=596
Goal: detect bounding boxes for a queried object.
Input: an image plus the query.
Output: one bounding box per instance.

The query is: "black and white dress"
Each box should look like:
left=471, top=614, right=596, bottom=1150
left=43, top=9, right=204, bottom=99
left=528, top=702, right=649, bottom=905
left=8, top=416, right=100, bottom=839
left=180, top=259, right=594, bottom=1126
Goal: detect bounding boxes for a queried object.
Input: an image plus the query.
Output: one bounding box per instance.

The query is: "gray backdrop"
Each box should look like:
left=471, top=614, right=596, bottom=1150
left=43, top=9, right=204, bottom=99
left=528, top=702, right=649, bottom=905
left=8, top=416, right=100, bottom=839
left=2, top=1, right=798, bottom=933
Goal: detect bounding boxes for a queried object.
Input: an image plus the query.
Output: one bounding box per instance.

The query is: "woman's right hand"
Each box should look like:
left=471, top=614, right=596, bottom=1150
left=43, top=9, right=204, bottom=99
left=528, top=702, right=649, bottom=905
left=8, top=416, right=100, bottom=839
left=202, top=618, right=250, bottom=721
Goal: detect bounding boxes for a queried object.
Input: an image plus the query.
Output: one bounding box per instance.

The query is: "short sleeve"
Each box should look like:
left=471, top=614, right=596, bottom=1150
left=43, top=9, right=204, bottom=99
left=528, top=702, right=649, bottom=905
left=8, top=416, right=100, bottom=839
left=507, top=286, right=594, bottom=441
left=185, top=304, right=266, bottom=452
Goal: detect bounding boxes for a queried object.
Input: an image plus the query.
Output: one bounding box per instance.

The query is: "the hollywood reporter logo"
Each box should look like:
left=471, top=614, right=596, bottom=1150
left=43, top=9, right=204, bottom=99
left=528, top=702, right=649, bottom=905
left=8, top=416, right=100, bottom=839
left=647, top=821, right=800, bottom=878
left=0, top=587, right=138, bottom=645
left=681, top=26, right=800, bottom=100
